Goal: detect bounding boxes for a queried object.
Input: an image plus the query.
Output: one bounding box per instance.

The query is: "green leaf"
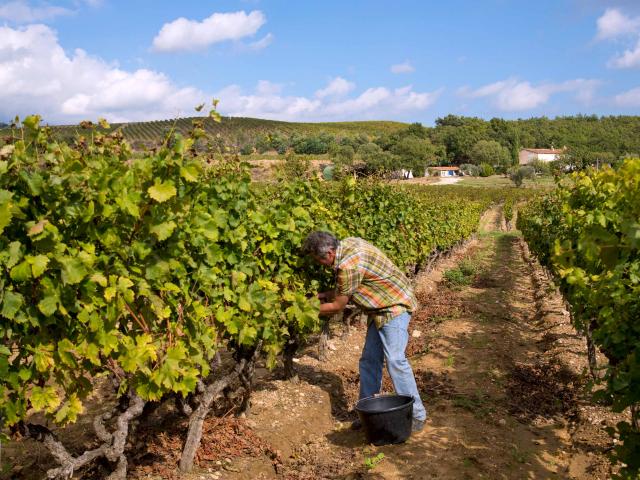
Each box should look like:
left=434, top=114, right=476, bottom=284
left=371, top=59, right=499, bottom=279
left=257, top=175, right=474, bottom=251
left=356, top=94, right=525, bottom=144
left=38, top=294, right=58, bottom=316
left=0, top=191, right=13, bottom=234
left=1, top=291, right=23, bottom=319
left=22, top=114, right=41, bottom=130
left=61, top=257, right=88, bottom=285
left=150, top=221, right=176, bottom=241
left=6, top=241, right=22, bottom=268
left=10, top=260, right=32, bottom=282
left=29, top=254, right=49, bottom=277
left=57, top=339, right=77, bottom=367
left=20, top=170, right=43, bottom=196
left=148, top=180, right=177, bottom=203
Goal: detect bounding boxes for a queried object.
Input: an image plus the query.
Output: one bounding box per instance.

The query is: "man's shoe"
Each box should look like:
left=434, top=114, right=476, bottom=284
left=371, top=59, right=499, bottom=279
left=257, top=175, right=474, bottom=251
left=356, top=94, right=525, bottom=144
left=412, top=418, right=426, bottom=432
left=350, top=418, right=362, bottom=430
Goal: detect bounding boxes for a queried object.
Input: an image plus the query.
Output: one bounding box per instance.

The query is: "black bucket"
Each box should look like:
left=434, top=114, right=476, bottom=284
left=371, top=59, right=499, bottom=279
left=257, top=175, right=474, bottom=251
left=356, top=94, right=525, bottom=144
left=355, top=394, right=414, bottom=445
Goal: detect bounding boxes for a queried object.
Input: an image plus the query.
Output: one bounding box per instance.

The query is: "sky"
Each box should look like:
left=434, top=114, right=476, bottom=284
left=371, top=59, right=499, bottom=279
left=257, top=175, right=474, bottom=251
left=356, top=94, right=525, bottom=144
left=0, top=0, right=639, bottom=125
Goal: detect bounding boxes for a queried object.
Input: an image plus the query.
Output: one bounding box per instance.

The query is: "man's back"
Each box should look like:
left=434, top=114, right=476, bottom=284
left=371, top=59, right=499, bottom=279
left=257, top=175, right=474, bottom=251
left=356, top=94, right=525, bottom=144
left=335, top=237, right=417, bottom=328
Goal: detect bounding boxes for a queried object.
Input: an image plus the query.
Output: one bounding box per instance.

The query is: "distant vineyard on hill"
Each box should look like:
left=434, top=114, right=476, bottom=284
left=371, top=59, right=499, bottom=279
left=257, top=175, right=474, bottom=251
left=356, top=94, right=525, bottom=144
left=0, top=116, right=408, bottom=147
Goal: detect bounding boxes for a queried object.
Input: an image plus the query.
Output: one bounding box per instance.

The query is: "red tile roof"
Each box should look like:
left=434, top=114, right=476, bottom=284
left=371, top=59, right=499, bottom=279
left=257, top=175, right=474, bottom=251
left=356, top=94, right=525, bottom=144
left=522, top=148, right=564, bottom=154
left=429, top=166, right=459, bottom=171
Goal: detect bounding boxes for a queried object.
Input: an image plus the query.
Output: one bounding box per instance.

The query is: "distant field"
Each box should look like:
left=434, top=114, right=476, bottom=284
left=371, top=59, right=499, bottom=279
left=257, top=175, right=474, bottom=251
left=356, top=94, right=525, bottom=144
left=459, top=174, right=555, bottom=188
left=0, top=116, right=408, bottom=146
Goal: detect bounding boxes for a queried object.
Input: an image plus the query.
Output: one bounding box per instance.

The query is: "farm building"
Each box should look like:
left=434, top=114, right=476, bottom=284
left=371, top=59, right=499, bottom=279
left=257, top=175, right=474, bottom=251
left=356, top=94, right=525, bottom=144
left=519, top=148, right=565, bottom=165
left=428, top=166, right=460, bottom=177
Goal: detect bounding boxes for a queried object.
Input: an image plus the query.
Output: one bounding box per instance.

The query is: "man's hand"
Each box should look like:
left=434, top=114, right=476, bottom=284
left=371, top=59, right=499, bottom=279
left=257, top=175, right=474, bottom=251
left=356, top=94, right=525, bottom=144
left=317, top=291, right=335, bottom=303
left=319, top=295, right=349, bottom=316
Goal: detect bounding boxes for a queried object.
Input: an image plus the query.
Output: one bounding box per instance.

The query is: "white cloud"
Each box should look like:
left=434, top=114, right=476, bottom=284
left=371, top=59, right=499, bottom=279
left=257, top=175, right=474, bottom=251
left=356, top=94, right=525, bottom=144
left=218, top=80, right=442, bottom=121
left=614, top=86, right=640, bottom=107
left=0, top=1, right=72, bottom=23
left=255, top=80, right=283, bottom=95
left=390, top=61, right=415, bottom=74
left=596, top=8, right=640, bottom=40
left=458, top=78, right=601, bottom=111
left=152, top=10, right=267, bottom=52
left=247, top=33, right=273, bottom=50
left=0, top=24, right=440, bottom=124
left=314, top=77, right=355, bottom=99
left=607, top=37, right=640, bottom=68
left=0, top=24, right=208, bottom=123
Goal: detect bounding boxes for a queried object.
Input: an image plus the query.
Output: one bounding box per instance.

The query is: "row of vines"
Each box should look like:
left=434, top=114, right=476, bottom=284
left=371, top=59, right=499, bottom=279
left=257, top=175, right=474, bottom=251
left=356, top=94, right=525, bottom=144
left=517, top=159, right=640, bottom=478
left=0, top=117, right=524, bottom=479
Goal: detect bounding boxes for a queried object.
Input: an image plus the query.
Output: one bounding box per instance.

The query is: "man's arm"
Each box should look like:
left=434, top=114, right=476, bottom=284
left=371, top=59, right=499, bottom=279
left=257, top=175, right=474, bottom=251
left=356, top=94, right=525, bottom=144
left=317, top=291, right=335, bottom=301
left=319, top=295, right=349, bottom=316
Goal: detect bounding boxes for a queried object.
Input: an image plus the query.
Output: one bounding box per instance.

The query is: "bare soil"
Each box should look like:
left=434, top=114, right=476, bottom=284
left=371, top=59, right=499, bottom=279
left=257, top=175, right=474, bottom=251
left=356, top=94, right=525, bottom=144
left=3, top=207, right=624, bottom=480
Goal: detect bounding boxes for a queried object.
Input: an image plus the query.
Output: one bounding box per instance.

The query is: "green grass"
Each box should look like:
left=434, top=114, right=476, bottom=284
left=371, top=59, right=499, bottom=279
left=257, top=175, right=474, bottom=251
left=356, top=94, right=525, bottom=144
left=459, top=175, right=554, bottom=189
left=443, top=261, right=480, bottom=288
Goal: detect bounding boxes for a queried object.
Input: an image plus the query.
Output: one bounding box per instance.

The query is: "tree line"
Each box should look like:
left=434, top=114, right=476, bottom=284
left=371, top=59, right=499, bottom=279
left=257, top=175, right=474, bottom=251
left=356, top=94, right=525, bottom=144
left=237, top=115, right=640, bottom=175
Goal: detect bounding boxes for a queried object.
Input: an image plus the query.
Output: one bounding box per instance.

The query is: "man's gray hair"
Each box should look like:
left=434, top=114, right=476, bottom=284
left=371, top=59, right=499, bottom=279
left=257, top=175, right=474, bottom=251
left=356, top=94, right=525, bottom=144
left=302, top=231, right=339, bottom=257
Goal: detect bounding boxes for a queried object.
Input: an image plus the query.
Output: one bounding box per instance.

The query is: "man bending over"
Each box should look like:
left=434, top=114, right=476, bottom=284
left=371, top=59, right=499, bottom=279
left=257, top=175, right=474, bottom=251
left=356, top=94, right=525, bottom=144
left=302, top=231, right=427, bottom=432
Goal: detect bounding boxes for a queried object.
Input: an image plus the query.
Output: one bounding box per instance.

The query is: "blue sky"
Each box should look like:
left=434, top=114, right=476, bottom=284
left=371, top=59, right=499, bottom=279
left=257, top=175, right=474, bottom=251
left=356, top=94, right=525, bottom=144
left=0, top=0, right=639, bottom=125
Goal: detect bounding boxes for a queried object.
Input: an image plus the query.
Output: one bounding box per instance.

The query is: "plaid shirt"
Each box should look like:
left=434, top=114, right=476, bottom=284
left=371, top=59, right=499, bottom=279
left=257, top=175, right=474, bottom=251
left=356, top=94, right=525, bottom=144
left=334, top=237, right=417, bottom=329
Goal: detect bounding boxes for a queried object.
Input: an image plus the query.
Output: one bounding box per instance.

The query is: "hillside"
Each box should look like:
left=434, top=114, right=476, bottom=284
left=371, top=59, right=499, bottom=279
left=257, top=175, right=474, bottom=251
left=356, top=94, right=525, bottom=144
left=0, top=116, right=408, bottom=146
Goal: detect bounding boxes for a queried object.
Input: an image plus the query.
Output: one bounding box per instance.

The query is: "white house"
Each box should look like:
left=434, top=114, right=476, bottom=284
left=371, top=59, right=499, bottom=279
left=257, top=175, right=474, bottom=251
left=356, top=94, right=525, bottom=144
left=428, top=166, right=460, bottom=177
left=519, top=148, right=565, bottom=165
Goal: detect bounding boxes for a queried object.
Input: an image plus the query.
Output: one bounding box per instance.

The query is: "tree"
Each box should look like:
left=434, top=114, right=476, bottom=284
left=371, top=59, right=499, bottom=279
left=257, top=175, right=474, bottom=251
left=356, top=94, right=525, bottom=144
left=357, top=143, right=397, bottom=174
left=510, top=166, right=536, bottom=186
left=469, top=140, right=511, bottom=171
left=557, top=147, right=616, bottom=171
left=329, top=144, right=355, bottom=171
left=391, top=135, right=438, bottom=173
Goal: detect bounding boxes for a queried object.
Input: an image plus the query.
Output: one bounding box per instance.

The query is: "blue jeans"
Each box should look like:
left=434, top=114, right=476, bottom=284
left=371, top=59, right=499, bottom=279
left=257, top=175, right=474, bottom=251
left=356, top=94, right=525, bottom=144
left=359, top=311, right=427, bottom=421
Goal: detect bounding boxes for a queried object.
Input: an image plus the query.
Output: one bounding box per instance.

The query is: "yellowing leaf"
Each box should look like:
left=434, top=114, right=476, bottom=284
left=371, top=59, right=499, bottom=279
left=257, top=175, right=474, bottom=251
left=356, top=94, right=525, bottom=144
left=147, top=180, right=177, bottom=203
left=30, top=386, right=61, bottom=413
left=180, top=164, right=200, bottom=182
left=104, top=286, right=117, bottom=301
left=150, top=221, right=177, bottom=241
left=54, top=393, right=83, bottom=425
left=90, top=272, right=108, bottom=287
left=28, top=219, right=48, bottom=236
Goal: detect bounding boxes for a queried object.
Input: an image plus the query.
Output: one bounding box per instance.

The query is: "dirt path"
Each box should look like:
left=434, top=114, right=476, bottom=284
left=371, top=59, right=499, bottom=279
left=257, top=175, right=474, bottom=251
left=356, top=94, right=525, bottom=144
left=207, top=207, right=618, bottom=480
left=433, top=176, right=461, bottom=185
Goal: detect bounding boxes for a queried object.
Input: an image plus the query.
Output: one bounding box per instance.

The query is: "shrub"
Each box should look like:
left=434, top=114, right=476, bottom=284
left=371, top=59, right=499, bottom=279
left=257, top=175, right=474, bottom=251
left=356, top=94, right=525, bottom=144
left=479, top=163, right=494, bottom=177
left=443, top=267, right=472, bottom=287
left=460, top=163, right=480, bottom=176
left=509, top=166, right=536, bottom=187
left=240, top=144, right=254, bottom=155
